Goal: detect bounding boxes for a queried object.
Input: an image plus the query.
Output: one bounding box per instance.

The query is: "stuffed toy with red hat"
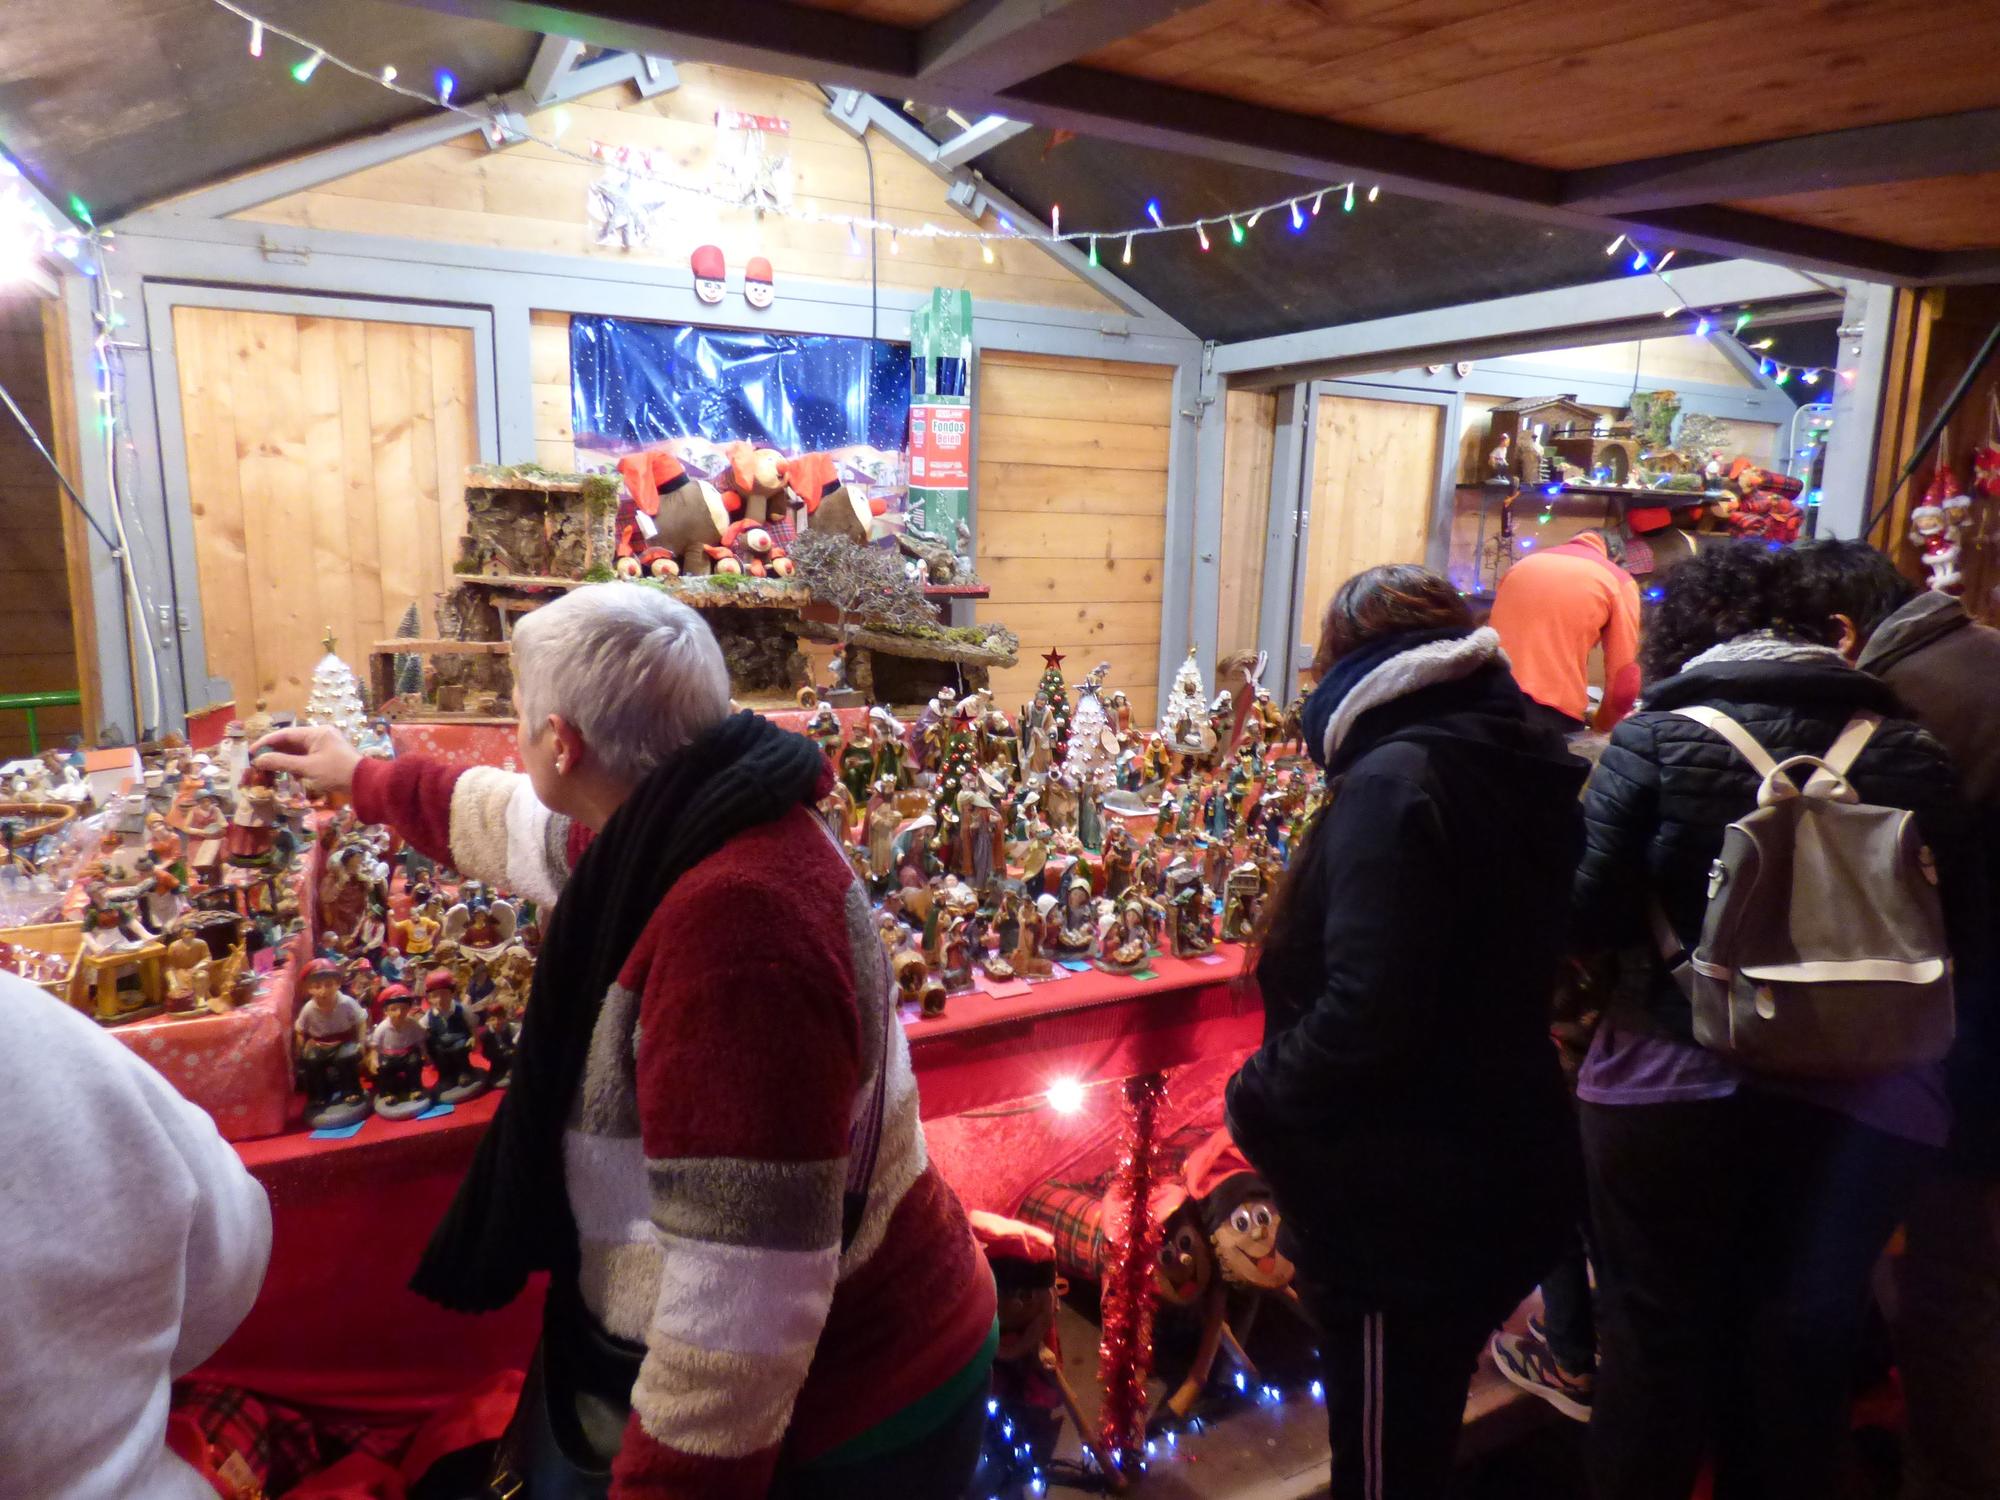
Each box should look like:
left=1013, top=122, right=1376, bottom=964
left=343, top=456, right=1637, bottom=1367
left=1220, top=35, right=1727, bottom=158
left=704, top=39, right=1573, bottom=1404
left=719, top=520, right=794, bottom=578
left=784, top=452, right=886, bottom=545
left=744, top=255, right=775, bottom=310
left=720, top=440, right=795, bottom=533
left=614, top=447, right=731, bottom=575
left=689, top=244, right=726, bottom=305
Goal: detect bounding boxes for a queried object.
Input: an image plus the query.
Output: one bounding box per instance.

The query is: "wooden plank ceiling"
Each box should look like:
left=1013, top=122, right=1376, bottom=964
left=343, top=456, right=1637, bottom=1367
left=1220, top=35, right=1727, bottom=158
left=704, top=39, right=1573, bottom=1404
left=383, top=0, right=2000, bottom=283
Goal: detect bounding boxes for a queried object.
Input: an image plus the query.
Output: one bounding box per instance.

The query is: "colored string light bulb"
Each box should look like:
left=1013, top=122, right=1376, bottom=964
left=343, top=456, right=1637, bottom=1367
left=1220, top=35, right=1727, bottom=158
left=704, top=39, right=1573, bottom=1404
left=249, top=20, right=263, bottom=56
left=436, top=70, right=455, bottom=104
left=1087, top=235, right=1098, bottom=266
left=1368, top=184, right=1379, bottom=201
left=1312, top=190, right=1325, bottom=215
left=381, top=64, right=397, bottom=83
left=1343, top=183, right=1355, bottom=212
left=1694, top=316, right=1711, bottom=337
left=1734, top=311, right=1752, bottom=334
left=1051, top=204, right=1060, bottom=237
left=1196, top=221, right=1210, bottom=251
left=1776, top=367, right=1792, bottom=385
left=1145, top=199, right=1164, bottom=228
left=1631, top=249, right=1650, bottom=271
left=981, top=240, right=995, bottom=264
left=1122, top=232, right=1133, bottom=265
left=292, top=50, right=324, bottom=82
left=1605, top=233, right=1626, bottom=255
left=1290, top=200, right=1304, bottom=231
left=1802, top=368, right=1819, bottom=384
left=1654, top=250, right=1676, bottom=273
left=1228, top=215, right=1244, bottom=244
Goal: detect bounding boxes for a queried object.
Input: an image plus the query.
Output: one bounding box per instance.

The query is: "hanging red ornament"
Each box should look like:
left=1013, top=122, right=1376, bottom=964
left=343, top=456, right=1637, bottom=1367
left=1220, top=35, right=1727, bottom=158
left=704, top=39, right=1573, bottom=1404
left=1974, top=393, right=2000, bottom=502
left=1097, top=1071, right=1168, bottom=1470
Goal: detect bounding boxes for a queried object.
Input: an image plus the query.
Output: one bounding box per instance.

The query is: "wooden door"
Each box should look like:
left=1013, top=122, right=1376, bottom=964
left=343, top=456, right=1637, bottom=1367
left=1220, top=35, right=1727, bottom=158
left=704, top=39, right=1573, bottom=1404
left=174, top=306, right=478, bottom=715
left=1296, top=392, right=1445, bottom=667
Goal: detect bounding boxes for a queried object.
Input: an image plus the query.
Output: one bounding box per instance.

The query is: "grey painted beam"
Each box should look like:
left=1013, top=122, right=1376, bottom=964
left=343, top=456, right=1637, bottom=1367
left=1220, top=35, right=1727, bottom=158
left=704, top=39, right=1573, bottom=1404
left=1923, top=249, right=2000, bottom=287
left=1327, top=362, right=1798, bottom=426
left=632, top=55, right=680, bottom=99
left=934, top=115, right=1031, bottom=168
left=918, top=0, right=1197, bottom=95
left=129, top=52, right=647, bottom=221
left=820, top=88, right=1195, bottom=333
left=1157, top=353, right=1203, bottom=710
left=1708, top=331, right=1797, bottom=404
left=1213, top=259, right=1831, bottom=382
left=1255, top=383, right=1309, bottom=692
left=1185, top=345, right=1227, bottom=692
left=1816, top=284, right=1895, bottom=540
left=1562, top=108, right=2000, bottom=213
left=525, top=34, right=585, bottom=103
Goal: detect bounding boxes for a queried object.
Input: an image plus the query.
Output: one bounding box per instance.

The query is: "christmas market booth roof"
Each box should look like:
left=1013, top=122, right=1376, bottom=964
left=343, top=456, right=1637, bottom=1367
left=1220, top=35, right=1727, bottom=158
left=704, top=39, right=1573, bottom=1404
left=6, top=0, right=1996, bottom=341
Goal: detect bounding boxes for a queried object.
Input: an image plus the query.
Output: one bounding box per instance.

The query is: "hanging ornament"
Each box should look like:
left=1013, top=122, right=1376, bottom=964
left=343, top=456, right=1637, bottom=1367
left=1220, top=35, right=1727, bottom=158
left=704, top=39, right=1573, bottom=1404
left=1973, top=392, right=2000, bottom=502
left=690, top=244, right=727, bottom=305
left=711, top=109, right=793, bottom=215
left=1910, top=458, right=1969, bottom=594
left=588, top=158, right=670, bottom=250
left=743, top=255, right=776, bottom=310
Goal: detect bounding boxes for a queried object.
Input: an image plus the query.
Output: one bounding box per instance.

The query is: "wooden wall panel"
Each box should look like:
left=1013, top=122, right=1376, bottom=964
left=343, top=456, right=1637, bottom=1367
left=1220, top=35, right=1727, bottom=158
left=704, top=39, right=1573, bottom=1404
left=235, top=64, right=1115, bottom=314
left=0, top=291, right=84, bottom=756
left=1298, top=393, right=1444, bottom=662
left=175, top=306, right=477, bottom=715
left=975, top=351, right=1173, bottom=725
left=1217, top=389, right=1276, bottom=661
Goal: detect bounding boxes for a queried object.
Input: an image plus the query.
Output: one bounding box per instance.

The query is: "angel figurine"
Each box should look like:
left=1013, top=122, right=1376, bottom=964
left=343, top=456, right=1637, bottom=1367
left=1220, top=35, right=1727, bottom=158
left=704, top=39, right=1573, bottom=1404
left=444, top=890, right=518, bottom=964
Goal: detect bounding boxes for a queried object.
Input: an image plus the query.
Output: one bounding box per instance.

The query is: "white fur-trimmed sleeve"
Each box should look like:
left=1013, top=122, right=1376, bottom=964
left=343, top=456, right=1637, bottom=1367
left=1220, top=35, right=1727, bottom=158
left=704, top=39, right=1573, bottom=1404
left=447, top=766, right=571, bottom=904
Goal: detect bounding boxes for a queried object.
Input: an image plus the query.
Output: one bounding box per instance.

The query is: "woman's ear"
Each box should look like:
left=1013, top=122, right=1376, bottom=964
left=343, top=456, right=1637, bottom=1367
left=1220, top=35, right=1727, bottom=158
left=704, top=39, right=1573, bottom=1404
left=1832, top=613, right=1863, bottom=663
left=548, top=715, right=586, bottom=776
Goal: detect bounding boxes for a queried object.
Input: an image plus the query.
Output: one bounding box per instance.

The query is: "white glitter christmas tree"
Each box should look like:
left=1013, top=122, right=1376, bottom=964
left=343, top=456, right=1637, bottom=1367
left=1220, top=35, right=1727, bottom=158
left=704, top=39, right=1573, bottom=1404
left=305, top=631, right=368, bottom=741
left=1158, top=646, right=1212, bottom=750
left=1061, top=663, right=1119, bottom=788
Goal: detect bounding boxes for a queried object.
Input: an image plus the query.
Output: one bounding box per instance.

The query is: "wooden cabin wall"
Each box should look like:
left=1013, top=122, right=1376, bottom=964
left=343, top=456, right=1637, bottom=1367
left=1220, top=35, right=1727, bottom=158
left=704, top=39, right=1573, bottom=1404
left=233, top=64, right=1116, bottom=315
left=0, top=290, right=84, bottom=756
left=173, top=306, right=478, bottom=715
left=1217, top=389, right=1277, bottom=662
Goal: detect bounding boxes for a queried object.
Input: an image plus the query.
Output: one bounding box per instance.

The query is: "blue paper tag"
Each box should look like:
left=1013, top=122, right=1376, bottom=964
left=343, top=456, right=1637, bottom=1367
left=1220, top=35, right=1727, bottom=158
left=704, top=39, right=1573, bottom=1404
left=415, top=1101, right=457, bottom=1121
left=1058, top=958, right=1093, bottom=972
left=309, top=1120, right=367, bottom=1140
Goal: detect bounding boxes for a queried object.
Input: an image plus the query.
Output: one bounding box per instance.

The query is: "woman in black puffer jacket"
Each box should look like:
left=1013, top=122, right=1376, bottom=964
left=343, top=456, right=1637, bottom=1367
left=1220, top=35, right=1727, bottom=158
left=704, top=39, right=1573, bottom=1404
left=1227, top=564, right=1586, bottom=1500
left=1572, top=541, right=1981, bottom=1500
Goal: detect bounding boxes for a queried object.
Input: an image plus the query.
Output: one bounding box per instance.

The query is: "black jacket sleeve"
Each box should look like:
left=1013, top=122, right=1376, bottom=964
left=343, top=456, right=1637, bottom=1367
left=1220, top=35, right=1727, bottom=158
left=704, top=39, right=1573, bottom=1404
left=1573, top=714, right=1662, bottom=947
left=1230, top=768, right=1449, bottom=1127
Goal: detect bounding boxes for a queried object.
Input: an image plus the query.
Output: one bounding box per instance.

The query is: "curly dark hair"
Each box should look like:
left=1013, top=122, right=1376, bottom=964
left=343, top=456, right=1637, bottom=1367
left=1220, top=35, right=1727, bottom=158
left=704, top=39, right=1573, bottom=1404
left=1788, top=538, right=1918, bottom=645
left=1641, top=540, right=1837, bottom=685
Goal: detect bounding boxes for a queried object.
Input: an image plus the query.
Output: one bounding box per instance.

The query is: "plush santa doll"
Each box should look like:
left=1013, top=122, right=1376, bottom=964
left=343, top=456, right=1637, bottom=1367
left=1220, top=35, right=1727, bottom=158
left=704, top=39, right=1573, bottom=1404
left=689, top=244, right=726, bottom=305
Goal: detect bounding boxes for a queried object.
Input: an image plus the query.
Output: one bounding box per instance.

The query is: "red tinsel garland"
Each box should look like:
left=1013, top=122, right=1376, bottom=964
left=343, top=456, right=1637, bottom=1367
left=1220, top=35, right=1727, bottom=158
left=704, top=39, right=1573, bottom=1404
left=1097, top=1071, right=1168, bottom=1466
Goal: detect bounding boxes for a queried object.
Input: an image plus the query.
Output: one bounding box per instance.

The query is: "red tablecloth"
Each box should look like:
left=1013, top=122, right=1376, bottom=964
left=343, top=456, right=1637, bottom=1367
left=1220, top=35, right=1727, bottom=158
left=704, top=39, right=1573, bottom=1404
left=205, top=953, right=1258, bottom=1416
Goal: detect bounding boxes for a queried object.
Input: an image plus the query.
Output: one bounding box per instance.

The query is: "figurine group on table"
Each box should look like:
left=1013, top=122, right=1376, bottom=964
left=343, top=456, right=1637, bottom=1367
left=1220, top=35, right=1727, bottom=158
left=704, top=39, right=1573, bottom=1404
left=802, top=646, right=1322, bottom=1018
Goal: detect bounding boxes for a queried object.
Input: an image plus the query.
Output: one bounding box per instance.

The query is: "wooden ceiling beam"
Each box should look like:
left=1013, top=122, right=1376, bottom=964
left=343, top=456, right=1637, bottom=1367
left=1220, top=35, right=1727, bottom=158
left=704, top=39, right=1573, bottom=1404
left=1562, top=107, right=2000, bottom=214
left=375, top=0, right=1952, bottom=283
left=917, top=0, right=1202, bottom=95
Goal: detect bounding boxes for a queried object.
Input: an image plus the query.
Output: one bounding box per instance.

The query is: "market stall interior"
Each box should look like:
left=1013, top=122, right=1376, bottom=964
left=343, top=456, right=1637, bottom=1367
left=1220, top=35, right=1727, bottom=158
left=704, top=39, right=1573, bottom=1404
left=3, top=0, right=2000, bottom=1494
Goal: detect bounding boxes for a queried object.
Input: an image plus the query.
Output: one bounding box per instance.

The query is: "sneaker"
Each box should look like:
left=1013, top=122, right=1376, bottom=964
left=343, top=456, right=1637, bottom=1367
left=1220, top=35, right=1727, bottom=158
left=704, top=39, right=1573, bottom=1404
left=1490, top=1331, right=1594, bottom=1423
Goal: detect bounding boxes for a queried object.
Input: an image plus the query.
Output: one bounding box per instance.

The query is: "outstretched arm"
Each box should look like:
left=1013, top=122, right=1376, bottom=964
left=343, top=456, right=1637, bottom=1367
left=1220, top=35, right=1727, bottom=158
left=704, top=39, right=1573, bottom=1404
left=252, top=726, right=574, bottom=903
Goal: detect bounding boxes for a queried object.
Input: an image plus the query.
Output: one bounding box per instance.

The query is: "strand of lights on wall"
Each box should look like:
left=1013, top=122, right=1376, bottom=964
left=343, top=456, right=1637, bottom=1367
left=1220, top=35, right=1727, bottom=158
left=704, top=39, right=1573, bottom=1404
left=204, top=0, right=1381, bottom=262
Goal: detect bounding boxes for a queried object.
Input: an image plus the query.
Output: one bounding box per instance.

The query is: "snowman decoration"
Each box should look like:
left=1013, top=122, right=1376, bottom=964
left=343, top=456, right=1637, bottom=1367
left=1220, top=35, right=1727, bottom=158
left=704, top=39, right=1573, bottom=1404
left=690, top=244, right=727, bottom=306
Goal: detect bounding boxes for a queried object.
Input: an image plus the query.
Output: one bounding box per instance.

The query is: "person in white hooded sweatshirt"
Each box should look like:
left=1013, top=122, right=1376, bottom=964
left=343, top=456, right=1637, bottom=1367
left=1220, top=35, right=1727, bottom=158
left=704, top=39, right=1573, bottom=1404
left=0, top=969, right=271, bottom=1499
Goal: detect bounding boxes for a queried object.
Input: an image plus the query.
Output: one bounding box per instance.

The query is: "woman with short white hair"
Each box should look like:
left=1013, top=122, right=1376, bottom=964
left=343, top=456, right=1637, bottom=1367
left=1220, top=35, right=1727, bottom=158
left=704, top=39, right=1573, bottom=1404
left=257, top=584, right=996, bottom=1499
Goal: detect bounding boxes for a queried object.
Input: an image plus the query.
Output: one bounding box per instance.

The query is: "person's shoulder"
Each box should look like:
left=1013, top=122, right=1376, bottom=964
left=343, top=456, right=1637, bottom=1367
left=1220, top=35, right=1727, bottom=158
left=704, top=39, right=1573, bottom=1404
left=649, top=808, right=853, bottom=945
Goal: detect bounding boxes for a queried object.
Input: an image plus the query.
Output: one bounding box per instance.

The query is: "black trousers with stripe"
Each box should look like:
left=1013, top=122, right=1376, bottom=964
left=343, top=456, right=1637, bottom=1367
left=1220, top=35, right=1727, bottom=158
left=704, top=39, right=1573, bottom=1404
left=1315, top=1297, right=1515, bottom=1500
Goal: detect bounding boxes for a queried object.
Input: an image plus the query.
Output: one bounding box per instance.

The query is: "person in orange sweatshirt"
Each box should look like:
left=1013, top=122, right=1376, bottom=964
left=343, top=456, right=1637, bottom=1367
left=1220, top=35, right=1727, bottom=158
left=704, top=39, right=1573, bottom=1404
left=1489, top=528, right=1642, bottom=735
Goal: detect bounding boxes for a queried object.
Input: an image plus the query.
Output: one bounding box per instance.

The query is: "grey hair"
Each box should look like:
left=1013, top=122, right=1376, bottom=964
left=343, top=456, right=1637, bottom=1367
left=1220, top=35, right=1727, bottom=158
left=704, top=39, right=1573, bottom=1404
left=511, top=583, right=731, bottom=783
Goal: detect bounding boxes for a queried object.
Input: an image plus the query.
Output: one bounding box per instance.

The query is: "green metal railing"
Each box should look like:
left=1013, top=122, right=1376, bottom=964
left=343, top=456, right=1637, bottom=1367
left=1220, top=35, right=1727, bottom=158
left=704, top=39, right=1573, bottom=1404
left=0, top=690, right=82, bottom=754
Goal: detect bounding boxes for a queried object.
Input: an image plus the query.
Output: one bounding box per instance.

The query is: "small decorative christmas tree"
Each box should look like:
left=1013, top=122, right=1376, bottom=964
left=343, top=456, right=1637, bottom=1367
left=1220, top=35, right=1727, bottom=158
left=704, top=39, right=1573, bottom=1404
left=392, top=602, right=424, bottom=698
left=1033, top=648, right=1072, bottom=759
left=306, top=630, right=368, bottom=740
left=1061, top=662, right=1118, bottom=789
left=1159, top=647, right=1212, bottom=750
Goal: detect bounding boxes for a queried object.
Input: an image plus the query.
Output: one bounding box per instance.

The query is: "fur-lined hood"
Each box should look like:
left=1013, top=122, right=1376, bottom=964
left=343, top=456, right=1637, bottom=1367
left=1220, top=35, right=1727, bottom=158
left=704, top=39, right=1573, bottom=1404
left=1320, top=627, right=1507, bottom=765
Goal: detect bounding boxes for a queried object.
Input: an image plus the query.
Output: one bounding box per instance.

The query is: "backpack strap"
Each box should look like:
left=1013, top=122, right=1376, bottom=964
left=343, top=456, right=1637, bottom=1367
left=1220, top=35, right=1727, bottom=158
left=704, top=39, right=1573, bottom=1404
left=1803, top=712, right=1880, bottom=791
left=1673, top=706, right=1781, bottom=777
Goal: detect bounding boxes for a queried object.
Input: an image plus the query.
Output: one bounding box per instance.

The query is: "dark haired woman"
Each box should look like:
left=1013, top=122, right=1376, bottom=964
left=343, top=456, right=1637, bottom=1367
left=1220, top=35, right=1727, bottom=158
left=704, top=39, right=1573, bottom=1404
left=1226, top=563, right=1587, bottom=1500
left=1572, top=540, right=1978, bottom=1500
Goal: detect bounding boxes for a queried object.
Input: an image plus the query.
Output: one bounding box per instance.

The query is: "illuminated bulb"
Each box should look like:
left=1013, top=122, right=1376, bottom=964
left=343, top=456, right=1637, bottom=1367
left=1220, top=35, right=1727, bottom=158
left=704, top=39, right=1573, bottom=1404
left=1234, top=1371, right=1247, bottom=1392
left=1734, top=311, right=1752, bottom=333
left=1663, top=305, right=1680, bottom=318
left=1087, top=235, right=1097, bottom=266
left=1694, top=317, right=1711, bottom=337
left=1655, top=250, right=1676, bottom=273
left=292, top=50, right=324, bottom=82
left=981, top=240, right=995, bottom=264
left=1343, top=183, right=1355, bottom=212
left=1754, top=338, right=1775, bottom=350
left=1776, top=367, right=1792, bottom=386
left=1228, top=215, right=1243, bottom=245
left=1122, top=233, right=1133, bottom=265
left=1840, top=368, right=1857, bottom=385
left=1631, top=249, right=1649, bottom=271
left=1802, top=368, right=1819, bottom=385
left=248, top=20, right=263, bottom=56
left=1051, top=204, right=1061, bottom=237
left=889, top=229, right=899, bottom=255
left=1606, top=233, right=1626, bottom=255
left=1311, top=190, right=1325, bottom=215
left=1246, top=207, right=1263, bottom=228
left=1290, top=201, right=1304, bottom=230
left=1046, top=1077, right=1085, bottom=1113
left=436, top=70, right=456, bottom=104
left=1310, top=1380, right=1325, bottom=1401
left=1145, top=199, right=1164, bottom=228
left=380, top=64, right=397, bottom=84
left=1367, top=184, right=1379, bottom=201
left=1196, top=222, right=1210, bottom=251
